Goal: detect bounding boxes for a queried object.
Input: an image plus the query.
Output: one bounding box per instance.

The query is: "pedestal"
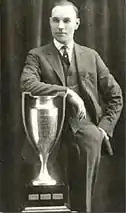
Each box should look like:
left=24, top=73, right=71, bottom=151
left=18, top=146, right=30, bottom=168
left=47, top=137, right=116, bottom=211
left=21, top=184, right=74, bottom=213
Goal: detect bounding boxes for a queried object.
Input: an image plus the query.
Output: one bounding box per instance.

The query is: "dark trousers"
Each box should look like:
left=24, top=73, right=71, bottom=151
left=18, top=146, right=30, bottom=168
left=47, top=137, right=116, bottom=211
left=61, top=117, right=103, bottom=212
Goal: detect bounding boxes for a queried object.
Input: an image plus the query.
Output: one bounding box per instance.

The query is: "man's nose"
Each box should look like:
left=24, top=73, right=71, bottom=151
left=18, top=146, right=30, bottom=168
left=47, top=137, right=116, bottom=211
left=58, top=20, right=64, bottom=29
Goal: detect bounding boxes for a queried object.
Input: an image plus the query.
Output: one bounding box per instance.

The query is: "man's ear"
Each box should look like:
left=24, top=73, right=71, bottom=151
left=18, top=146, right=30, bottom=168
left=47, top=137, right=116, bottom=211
left=49, top=17, right=52, bottom=26
left=75, top=18, right=80, bottom=30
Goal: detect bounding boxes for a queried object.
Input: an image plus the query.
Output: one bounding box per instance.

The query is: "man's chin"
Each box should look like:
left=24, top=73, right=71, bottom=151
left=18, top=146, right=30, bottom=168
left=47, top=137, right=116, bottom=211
left=55, top=37, right=67, bottom=44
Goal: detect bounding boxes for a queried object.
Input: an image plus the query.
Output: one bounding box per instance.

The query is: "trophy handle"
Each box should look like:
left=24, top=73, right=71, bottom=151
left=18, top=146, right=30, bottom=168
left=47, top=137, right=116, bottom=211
left=22, top=92, right=39, bottom=155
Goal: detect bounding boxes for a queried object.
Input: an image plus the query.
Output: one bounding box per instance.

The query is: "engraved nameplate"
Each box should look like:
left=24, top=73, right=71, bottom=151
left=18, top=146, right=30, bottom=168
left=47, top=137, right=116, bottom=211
left=40, top=193, right=51, bottom=200
left=28, top=194, right=39, bottom=200
left=52, top=193, right=63, bottom=200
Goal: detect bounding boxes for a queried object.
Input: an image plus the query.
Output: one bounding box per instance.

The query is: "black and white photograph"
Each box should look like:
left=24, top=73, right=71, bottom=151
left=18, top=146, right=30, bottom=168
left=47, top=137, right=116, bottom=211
left=0, top=0, right=125, bottom=212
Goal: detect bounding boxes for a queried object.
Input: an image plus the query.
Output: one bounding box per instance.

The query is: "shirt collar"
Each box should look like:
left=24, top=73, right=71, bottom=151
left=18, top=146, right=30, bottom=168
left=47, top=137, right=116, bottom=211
left=53, top=39, right=74, bottom=51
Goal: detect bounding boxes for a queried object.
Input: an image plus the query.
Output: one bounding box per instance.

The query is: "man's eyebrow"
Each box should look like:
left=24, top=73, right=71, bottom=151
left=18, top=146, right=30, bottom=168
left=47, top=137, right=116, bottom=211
left=51, top=17, right=59, bottom=21
left=51, top=17, right=71, bottom=20
left=64, top=17, right=71, bottom=20
left=52, top=17, right=58, bottom=19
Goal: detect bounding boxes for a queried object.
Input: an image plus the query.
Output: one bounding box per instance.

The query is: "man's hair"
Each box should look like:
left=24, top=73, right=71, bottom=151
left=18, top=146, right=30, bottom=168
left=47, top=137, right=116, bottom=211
left=51, top=0, right=79, bottom=18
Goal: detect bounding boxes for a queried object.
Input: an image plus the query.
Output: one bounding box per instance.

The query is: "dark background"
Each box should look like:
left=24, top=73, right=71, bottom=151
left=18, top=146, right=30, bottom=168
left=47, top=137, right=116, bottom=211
left=0, top=0, right=125, bottom=212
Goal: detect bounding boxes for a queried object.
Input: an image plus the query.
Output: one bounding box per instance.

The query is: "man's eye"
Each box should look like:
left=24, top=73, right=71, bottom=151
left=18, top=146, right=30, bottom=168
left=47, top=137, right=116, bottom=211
left=63, top=19, right=71, bottom=23
left=52, top=17, right=59, bottom=23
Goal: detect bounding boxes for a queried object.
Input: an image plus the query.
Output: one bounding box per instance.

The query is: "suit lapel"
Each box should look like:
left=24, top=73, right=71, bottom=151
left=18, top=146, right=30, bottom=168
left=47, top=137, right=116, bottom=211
left=44, top=43, right=66, bottom=86
left=74, top=43, right=88, bottom=75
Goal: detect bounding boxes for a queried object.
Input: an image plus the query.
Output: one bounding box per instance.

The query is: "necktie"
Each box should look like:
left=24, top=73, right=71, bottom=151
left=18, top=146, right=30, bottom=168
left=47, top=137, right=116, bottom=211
left=61, top=46, right=70, bottom=66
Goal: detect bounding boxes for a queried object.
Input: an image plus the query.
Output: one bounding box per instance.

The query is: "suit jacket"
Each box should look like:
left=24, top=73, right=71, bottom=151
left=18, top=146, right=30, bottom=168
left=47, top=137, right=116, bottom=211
left=20, top=42, right=123, bottom=159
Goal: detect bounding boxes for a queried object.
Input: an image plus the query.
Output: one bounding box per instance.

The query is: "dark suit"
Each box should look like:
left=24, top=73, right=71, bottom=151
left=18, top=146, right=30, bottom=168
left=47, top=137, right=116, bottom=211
left=20, top=42, right=123, bottom=212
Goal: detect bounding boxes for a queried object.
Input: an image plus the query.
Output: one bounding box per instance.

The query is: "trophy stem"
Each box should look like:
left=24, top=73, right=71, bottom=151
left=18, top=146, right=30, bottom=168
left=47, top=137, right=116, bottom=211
left=32, top=153, right=56, bottom=186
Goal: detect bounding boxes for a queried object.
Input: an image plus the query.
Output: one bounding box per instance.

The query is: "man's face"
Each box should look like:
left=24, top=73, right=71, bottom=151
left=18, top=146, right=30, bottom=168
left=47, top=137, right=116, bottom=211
left=49, top=5, right=80, bottom=44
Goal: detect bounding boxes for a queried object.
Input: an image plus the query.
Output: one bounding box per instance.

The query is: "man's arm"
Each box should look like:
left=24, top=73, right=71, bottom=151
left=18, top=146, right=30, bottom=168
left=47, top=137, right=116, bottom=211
left=20, top=50, right=68, bottom=96
left=95, top=51, right=123, bottom=138
left=20, top=50, right=86, bottom=119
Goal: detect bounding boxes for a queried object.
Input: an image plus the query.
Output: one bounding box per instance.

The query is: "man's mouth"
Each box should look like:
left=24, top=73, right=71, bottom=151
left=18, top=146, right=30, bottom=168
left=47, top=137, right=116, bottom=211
left=56, top=32, right=67, bottom=36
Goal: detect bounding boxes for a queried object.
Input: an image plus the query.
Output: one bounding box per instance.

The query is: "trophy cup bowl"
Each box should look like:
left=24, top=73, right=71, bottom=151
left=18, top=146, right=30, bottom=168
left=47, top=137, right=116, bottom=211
left=22, top=92, right=67, bottom=186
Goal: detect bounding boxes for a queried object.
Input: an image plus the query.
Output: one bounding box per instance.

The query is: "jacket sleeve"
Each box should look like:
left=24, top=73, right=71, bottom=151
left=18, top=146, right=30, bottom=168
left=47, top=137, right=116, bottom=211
left=20, top=50, right=67, bottom=96
left=95, top=51, right=123, bottom=137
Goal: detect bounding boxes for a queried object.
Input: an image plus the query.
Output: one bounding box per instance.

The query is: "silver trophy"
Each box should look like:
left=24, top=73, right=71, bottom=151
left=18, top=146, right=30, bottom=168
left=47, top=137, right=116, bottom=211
left=22, top=92, right=67, bottom=186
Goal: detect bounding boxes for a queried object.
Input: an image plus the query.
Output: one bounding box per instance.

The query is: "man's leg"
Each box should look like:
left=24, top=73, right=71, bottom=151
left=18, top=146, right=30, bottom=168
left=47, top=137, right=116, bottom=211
left=67, top=120, right=103, bottom=212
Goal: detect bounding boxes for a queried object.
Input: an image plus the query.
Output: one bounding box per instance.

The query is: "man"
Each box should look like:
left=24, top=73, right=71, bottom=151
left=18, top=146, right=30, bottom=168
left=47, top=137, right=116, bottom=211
left=20, top=1, right=123, bottom=212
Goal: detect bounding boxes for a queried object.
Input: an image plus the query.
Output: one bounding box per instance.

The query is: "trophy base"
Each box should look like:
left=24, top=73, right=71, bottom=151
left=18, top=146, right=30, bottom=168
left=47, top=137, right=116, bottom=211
left=22, top=205, right=74, bottom=213
left=32, top=175, right=56, bottom=186
left=21, top=183, right=74, bottom=213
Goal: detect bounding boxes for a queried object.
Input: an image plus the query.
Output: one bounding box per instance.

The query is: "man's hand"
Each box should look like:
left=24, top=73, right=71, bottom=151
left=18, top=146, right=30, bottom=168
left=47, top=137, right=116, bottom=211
left=98, top=127, right=109, bottom=141
left=98, top=127, right=114, bottom=156
left=67, top=88, right=86, bottom=120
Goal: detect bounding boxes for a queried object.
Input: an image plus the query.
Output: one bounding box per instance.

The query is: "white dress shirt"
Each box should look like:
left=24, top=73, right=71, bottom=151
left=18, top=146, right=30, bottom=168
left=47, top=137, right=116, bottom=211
left=53, top=38, right=74, bottom=63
